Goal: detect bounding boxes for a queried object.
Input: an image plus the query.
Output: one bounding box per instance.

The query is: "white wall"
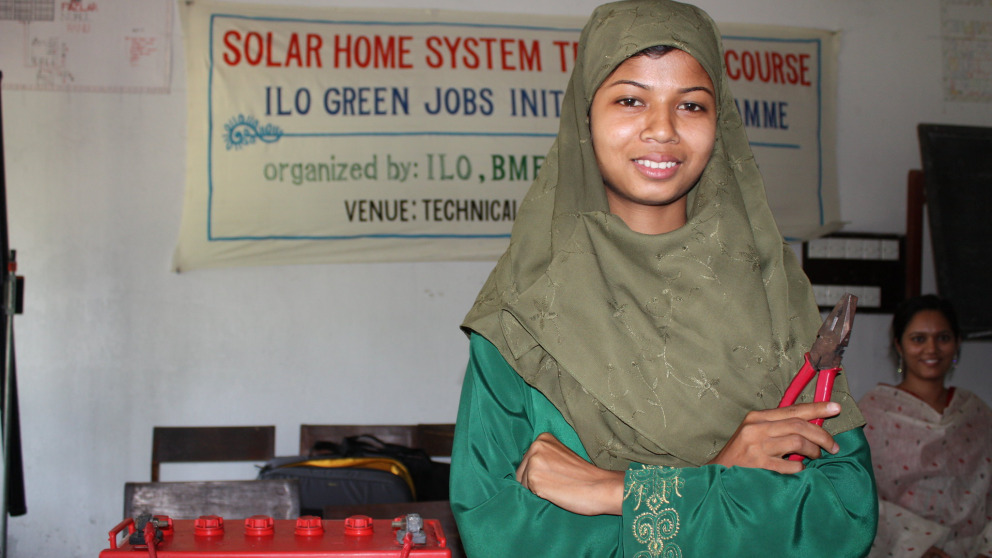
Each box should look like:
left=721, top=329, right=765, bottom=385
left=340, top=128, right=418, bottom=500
left=3, top=0, right=990, bottom=555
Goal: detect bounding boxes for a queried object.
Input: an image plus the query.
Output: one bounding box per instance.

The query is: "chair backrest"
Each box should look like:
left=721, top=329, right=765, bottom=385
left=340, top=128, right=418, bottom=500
left=414, top=423, right=456, bottom=458
left=298, top=424, right=455, bottom=457
left=151, top=426, right=276, bottom=482
left=124, top=479, right=300, bottom=520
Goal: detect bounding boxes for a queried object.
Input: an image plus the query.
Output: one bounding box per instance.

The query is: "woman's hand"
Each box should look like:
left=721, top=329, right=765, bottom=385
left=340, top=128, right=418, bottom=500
left=516, top=432, right=625, bottom=516
left=516, top=402, right=840, bottom=514
left=706, top=401, right=842, bottom=473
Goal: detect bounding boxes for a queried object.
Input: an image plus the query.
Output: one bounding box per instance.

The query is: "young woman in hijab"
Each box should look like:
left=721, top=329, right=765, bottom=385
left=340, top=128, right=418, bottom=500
left=450, top=0, right=877, bottom=555
left=860, top=295, right=992, bottom=558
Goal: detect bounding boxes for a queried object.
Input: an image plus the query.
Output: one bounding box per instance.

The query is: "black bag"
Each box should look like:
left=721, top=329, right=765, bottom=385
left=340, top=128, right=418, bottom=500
left=310, top=435, right=450, bottom=502
left=257, top=453, right=414, bottom=517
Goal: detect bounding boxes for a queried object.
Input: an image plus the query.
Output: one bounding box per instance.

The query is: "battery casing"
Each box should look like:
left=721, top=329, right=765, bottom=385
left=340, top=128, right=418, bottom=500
left=100, top=514, right=452, bottom=557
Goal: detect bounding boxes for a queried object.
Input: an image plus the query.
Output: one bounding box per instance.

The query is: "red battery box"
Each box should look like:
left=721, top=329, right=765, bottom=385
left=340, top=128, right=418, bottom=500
left=100, top=513, right=452, bottom=557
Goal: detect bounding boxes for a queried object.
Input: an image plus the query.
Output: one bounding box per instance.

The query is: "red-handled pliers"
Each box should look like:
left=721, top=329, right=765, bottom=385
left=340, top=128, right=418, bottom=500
left=778, top=293, right=858, bottom=460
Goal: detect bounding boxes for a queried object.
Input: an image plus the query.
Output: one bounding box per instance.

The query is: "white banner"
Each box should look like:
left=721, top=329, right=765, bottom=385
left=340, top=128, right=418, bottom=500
left=722, top=26, right=840, bottom=242
left=173, top=0, right=839, bottom=270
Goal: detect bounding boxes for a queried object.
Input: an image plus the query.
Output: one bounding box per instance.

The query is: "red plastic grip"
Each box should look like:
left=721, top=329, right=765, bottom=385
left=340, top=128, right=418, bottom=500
left=778, top=353, right=816, bottom=408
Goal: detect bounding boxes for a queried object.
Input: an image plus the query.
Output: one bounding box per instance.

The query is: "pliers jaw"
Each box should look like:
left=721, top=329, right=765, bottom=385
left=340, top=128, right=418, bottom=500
left=809, top=293, right=857, bottom=371
left=777, top=294, right=858, bottom=460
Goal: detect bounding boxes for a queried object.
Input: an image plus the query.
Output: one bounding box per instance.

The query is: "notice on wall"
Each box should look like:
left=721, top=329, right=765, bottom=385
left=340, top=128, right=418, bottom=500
left=0, top=0, right=173, bottom=93
left=941, top=0, right=992, bottom=103
left=173, top=0, right=839, bottom=270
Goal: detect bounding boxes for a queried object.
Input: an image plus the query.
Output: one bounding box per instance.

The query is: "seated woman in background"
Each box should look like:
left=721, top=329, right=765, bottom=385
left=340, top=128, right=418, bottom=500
left=860, top=294, right=992, bottom=558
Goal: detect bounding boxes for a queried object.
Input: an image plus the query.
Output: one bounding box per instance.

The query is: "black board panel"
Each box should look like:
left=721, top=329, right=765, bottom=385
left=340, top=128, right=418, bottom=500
left=918, top=123, right=992, bottom=340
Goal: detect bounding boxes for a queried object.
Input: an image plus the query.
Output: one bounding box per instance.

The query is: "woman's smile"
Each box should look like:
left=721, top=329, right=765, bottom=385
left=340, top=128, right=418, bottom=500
left=633, top=156, right=679, bottom=177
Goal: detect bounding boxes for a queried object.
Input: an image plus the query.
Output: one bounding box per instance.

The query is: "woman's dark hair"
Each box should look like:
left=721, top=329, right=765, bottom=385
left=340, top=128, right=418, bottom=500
left=636, top=44, right=677, bottom=58
left=890, top=294, right=961, bottom=347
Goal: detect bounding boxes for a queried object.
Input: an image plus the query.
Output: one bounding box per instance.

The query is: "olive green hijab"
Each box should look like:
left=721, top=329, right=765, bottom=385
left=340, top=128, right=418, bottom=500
left=462, top=0, right=863, bottom=470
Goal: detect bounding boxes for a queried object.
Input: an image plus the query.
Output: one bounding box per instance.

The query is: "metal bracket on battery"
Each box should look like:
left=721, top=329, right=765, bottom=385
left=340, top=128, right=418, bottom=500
left=394, top=513, right=426, bottom=545
left=129, top=514, right=165, bottom=547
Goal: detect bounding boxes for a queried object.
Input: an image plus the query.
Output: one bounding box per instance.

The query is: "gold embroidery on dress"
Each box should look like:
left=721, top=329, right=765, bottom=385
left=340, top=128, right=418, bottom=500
left=625, top=465, right=685, bottom=558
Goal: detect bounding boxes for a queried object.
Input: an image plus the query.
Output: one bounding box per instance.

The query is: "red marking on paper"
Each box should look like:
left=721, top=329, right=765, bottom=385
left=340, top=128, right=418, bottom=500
left=126, top=36, right=158, bottom=66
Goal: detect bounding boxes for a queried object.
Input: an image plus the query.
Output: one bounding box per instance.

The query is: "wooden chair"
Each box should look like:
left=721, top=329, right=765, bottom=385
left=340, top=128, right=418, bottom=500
left=413, top=423, right=456, bottom=459
left=151, top=426, right=275, bottom=482
left=124, top=479, right=300, bottom=520
left=298, top=424, right=455, bottom=458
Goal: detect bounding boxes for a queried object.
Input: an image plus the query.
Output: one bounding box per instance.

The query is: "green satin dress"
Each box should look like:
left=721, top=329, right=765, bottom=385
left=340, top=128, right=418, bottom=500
left=450, top=334, right=877, bottom=557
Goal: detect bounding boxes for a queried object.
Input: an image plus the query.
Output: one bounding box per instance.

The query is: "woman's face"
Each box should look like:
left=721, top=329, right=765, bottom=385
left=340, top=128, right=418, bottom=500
left=589, top=49, right=717, bottom=235
left=896, top=309, right=960, bottom=384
